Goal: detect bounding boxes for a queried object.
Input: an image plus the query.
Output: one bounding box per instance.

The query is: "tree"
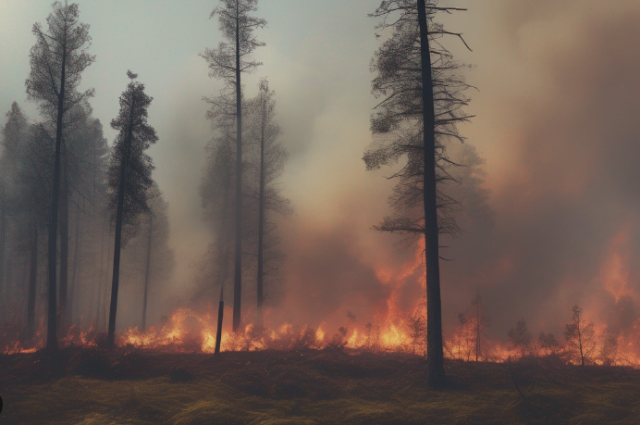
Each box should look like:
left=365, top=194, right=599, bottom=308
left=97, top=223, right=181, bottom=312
left=197, top=95, right=239, bottom=308
left=245, top=79, right=291, bottom=325
left=564, top=304, right=595, bottom=367
left=201, top=0, right=266, bottom=331
left=469, top=293, right=490, bottom=362
left=25, top=0, right=95, bottom=351
left=364, top=0, right=471, bottom=388
left=119, top=184, right=174, bottom=333
left=538, top=332, right=560, bottom=355
left=106, top=71, right=157, bottom=347
left=0, top=102, right=29, bottom=321
left=508, top=319, right=532, bottom=356
left=63, top=105, right=109, bottom=327
left=13, top=123, right=53, bottom=341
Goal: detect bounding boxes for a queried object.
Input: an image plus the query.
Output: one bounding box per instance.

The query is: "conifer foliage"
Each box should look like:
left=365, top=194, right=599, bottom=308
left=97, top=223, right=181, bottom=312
left=106, top=71, right=158, bottom=346
left=201, top=0, right=266, bottom=331
left=25, top=0, right=95, bottom=351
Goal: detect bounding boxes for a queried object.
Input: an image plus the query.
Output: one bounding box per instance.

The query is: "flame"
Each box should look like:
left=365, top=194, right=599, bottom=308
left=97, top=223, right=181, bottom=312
left=4, top=232, right=640, bottom=369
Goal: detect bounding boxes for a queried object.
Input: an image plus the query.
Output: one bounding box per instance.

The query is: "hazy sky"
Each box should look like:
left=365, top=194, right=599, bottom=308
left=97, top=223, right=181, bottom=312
left=2, top=0, right=640, bottom=339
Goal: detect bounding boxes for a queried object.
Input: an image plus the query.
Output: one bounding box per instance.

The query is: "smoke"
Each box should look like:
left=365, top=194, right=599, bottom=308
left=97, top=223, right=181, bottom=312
left=5, top=0, right=639, bottom=344
left=252, top=0, right=640, bottom=342
left=436, top=0, right=640, bottom=339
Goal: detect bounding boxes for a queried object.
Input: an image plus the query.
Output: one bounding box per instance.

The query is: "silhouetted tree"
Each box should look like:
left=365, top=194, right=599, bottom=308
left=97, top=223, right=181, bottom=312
left=245, top=79, right=291, bottom=325
left=0, top=102, right=29, bottom=321
left=198, top=95, right=239, bottom=307
left=64, top=107, right=109, bottom=326
left=564, top=304, right=595, bottom=367
left=508, top=319, right=532, bottom=356
left=25, top=0, right=95, bottom=351
left=538, top=332, right=560, bottom=355
left=13, top=123, right=53, bottom=341
left=118, top=184, right=174, bottom=332
left=365, top=0, right=471, bottom=388
left=470, top=293, right=490, bottom=362
left=106, top=71, right=157, bottom=347
left=201, top=0, right=266, bottom=331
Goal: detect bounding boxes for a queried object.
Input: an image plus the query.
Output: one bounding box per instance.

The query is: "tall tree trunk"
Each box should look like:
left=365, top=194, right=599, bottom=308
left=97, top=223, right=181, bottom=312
left=107, top=94, right=136, bottom=347
left=21, top=253, right=28, bottom=323
left=27, top=224, right=38, bottom=340
left=141, top=214, right=152, bottom=332
left=47, top=39, right=67, bottom=351
left=89, top=131, right=98, bottom=327
left=417, top=0, right=445, bottom=389
left=69, top=201, right=81, bottom=326
left=6, top=248, right=13, bottom=315
left=94, top=222, right=106, bottom=330
left=59, top=161, right=69, bottom=332
left=0, top=201, right=5, bottom=322
left=215, top=285, right=224, bottom=355
left=256, top=104, right=266, bottom=326
left=475, top=302, right=480, bottom=363
left=232, top=4, right=243, bottom=332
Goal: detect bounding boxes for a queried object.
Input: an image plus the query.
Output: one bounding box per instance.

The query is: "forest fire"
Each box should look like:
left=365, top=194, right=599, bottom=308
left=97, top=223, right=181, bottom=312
left=3, top=230, right=640, bottom=368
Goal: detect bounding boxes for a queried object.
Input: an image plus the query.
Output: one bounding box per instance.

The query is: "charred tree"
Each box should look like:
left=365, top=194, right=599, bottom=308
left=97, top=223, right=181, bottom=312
left=215, top=286, right=224, bottom=355
left=416, top=0, right=445, bottom=388
left=25, top=1, right=95, bottom=351
left=68, top=200, right=81, bottom=325
left=246, top=79, right=291, bottom=325
left=106, top=71, right=157, bottom=347
left=59, top=160, right=70, bottom=331
left=26, top=224, right=38, bottom=341
left=0, top=102, right=29, bottom=322
left=564, top=304, right=595, bottom=367
left=365, top=0, right=471, bottom=389
left=201, top=0, right=266, bottom=331
left=141, top=213, right=152, bottom=332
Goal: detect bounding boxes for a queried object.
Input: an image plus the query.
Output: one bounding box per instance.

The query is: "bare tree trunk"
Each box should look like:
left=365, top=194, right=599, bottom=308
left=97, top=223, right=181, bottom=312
left=21, top=253, right=28, bottom=323
left=107, top=94, right=136, bottom=347
left=141, top=214, right=152, bottom=332
left=256, top=102, right=266, bottom=327
left=475, top=302, right=480, bottom=363
left=215, top=286, right=224, bottom=355
left=418, top=0, right=445, bottom=389
left=578, top=325, right=584, bottom=367
left=69, top=201, right=81, bottom=326
left=59, top=160, right=69, bottom=332
left=46, top=40, right=67, bottom=352
left=6, top=249, right=13, bottom=317
left=27, top=224, right=38, bottom=340
left=0, top=202, right=5, bottom=322
left=94, top=223, right=105, bottom=330
left=232, top=4, right=243, bottom=332
left=98, top=224, right=112, bottom=332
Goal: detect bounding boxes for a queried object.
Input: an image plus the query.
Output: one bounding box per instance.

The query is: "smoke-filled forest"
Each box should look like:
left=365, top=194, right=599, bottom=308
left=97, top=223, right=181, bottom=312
left=1, top=0, right=640, bottom=424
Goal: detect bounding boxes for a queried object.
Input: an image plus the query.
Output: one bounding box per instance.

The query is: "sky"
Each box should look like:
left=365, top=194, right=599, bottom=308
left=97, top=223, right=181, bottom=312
left=2, top=0, right=640, bottom=340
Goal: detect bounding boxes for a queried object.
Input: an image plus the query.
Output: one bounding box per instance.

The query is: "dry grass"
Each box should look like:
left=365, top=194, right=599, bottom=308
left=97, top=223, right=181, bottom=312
left=1, top=348, right=639, bottom=424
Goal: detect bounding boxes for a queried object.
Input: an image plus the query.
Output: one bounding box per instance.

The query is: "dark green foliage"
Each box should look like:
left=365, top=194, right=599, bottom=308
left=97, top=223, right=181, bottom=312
left=107, top=74, right=158, bottom=242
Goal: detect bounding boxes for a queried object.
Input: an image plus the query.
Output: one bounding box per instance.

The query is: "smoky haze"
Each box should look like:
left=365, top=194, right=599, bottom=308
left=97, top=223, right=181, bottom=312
left=1, top=0, right=639, bottom=342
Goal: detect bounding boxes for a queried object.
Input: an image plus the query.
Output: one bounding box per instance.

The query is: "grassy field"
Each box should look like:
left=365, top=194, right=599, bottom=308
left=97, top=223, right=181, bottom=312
left=1, top=347, right=639, bottom=424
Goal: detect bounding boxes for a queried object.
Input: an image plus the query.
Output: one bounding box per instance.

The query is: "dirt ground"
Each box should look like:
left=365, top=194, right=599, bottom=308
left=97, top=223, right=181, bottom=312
left=1, top=347, right=639, bottom=424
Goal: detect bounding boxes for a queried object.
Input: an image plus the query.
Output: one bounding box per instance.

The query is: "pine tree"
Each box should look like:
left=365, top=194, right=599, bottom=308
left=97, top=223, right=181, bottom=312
left=0, top=102, right=28, bottom=322
left=106, top=71, right=157, bottom=347
left=201, top=0, right=266, bottom=331
left=365, top=0, right=471, bottom=388
left=246, top=79, right=291, bottom=325
left=25, top=0, right=95, bottom=351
